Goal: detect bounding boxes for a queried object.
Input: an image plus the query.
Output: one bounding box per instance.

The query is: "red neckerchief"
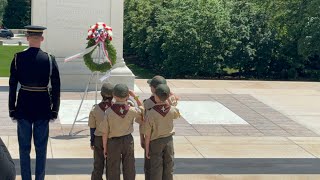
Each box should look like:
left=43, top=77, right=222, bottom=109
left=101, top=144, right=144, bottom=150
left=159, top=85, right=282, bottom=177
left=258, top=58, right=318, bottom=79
left=111, top=103, right=130, bottom=118
left=98, top=98, right=113, bottom=111
left=153, top=103, right=171, bottom=117
left=150, top=96, right=157, bottom=104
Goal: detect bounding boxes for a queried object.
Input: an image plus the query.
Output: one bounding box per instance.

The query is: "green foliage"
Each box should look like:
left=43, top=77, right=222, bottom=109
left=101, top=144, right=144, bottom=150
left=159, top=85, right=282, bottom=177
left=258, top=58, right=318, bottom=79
left=3, top=0, right=30, bottom=28
left=0, top=46, right=27, bottom=77
left=124, top=0, right=320, bottom=80
left=0, top=0, right=7, bottom=25
left=83, top=39, right=117, bottom=73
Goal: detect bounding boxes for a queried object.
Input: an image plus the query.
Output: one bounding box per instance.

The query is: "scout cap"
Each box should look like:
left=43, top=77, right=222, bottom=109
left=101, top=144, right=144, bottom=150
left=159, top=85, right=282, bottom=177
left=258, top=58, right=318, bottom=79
left=101, top=83, right=114, bottom=97
left=24, top=25, right=47, bottom=36
left=113, top=84, right=129, bottom=98
left=147, top=75, right=167, bottom=88
left=155, top=84, right=170, bottom=102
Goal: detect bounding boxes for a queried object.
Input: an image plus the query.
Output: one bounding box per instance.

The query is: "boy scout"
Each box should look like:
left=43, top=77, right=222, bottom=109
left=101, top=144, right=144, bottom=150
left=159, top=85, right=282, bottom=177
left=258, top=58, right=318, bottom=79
left=88, top=83, right=114, bottom=180
left=143, top=75, right=179, bottom=180
left=145, top=84, right=180, bottom=180
left=99, top=84, right=143, bottom=180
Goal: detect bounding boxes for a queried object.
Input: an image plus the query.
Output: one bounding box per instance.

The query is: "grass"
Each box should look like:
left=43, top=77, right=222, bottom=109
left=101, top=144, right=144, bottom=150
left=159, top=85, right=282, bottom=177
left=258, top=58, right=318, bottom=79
left=127, top=63, right=156, bottom=79
left=0, top=46, right=28, bottom=77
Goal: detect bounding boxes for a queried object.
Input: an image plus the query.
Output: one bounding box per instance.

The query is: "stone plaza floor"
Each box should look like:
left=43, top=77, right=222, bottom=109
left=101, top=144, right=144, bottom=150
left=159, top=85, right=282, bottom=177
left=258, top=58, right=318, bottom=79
left=1, top=78, right=320, bottom=179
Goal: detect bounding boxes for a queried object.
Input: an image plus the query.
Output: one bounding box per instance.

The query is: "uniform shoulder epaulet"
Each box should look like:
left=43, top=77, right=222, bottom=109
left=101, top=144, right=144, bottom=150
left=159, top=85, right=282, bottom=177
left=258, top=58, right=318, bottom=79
left=46, top=52, right=55, bottom=58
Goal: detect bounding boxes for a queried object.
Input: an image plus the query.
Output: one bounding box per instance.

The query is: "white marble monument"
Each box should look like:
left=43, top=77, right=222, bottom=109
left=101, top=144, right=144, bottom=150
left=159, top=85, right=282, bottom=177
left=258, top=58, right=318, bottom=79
left=31, top=0, right=135, bottom=90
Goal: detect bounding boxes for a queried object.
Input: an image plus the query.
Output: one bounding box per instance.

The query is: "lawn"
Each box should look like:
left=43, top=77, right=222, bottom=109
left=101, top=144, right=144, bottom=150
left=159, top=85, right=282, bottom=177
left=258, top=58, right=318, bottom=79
left=127, top=63, right=156, bottom=79
left=0, top=46, right=155, bottom=78
left=0, top=46, right=28, bottom=77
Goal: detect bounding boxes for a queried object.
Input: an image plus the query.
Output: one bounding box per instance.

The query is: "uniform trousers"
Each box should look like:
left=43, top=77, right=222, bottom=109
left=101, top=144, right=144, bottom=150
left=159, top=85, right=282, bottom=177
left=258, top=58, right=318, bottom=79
left=107, top=134, right=135, bottom=180
left=149, top=136, right=174, bottom=180
left=91, top=136, right=107, bottom=180
left=17, top=119, right=49, bottom=180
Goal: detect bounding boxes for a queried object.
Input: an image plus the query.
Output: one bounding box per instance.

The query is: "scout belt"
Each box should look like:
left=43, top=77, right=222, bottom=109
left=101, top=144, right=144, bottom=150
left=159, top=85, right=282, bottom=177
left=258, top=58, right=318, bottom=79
left=21, top=85, right=48, bottom=92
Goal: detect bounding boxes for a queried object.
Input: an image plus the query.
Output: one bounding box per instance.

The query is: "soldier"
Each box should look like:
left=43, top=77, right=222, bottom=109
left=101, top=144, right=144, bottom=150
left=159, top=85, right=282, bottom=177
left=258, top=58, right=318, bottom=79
left=8, top=25, right=60, bottom=180
left=88, top=83, right=114, bottom=180
left=144, top=84, right=180, bottom=180
left=142, top=75, right=179, bottom=180
left=99, top=84, right=143, bottom=180
left=0, top=137, right=16, bottom=180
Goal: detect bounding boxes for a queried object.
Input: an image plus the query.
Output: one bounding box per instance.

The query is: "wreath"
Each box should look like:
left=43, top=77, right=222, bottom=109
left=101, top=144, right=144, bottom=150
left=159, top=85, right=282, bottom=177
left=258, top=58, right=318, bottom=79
left=83, top=22, right=117, bottom=72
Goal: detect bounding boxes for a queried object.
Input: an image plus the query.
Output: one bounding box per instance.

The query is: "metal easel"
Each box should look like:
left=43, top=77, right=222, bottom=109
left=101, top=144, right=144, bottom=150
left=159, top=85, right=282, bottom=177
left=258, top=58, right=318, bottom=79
left=69, top=42, right=104, bottom=136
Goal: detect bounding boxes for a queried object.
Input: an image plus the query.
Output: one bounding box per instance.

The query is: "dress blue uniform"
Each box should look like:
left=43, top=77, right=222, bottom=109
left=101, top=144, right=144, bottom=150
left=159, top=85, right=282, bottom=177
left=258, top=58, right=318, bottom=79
left=8, top=25, right=61, bottom=180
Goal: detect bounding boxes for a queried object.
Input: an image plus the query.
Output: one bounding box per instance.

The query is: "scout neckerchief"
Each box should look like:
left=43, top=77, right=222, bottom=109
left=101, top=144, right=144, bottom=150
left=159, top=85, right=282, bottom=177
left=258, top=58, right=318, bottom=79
left=150, top=96, right=157, bottom=104
left=98, top=97, right=113, bottom=111
left=153, top=103, right=171, bottom=117
left=111, top=103, right=130, bottom=118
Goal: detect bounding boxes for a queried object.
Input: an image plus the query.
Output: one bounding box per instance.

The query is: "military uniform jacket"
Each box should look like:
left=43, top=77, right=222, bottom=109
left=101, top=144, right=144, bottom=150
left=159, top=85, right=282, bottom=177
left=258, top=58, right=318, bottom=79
left=98, top=102, right=143, bottom=138
left=8, top=47, right=61, bottom=120
left=145, top=103, right=180, bottom=141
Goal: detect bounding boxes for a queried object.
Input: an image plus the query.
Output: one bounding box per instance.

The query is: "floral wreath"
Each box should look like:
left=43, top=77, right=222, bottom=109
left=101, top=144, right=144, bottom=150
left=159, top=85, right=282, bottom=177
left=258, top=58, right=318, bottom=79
left=83, top=22, right=117, bottom=72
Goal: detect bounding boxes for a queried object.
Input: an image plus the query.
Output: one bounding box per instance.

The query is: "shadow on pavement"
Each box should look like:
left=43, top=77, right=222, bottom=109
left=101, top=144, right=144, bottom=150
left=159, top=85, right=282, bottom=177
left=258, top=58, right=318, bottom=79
left=13, top=158, right=320, bottom=175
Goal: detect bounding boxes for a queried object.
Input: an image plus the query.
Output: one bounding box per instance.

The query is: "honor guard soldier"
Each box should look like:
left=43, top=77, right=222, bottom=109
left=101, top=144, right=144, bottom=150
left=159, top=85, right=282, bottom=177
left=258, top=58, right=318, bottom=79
left=8, top=25, right=61, bottom=180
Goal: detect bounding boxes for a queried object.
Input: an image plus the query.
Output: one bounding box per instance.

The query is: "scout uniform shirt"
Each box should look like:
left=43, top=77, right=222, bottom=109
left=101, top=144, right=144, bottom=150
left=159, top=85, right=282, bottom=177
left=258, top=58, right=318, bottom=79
left=143, top=96, right=157, bottom=110
left=88, top=100, right=112, bottom=136
left=145, top=103, right=180, bottom=141
left=99, top=102, right=144, bottom=138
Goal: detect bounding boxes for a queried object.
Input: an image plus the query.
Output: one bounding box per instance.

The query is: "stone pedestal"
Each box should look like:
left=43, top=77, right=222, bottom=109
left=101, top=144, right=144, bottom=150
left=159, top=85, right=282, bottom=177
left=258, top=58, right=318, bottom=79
left=31, top=0, right=134, bottom=91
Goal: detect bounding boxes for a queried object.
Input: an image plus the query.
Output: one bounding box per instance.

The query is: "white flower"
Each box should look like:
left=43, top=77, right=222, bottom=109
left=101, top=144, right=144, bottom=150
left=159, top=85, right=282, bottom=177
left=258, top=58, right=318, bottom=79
left=107, top=30, right=113, bottom=37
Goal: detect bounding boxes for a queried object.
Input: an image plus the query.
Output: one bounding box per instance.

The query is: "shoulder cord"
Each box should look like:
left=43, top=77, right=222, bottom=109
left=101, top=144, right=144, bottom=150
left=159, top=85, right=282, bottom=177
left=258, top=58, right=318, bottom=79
left=15, top=54, right=17, bottom=70
left=48, top=53, right=52, bottom=89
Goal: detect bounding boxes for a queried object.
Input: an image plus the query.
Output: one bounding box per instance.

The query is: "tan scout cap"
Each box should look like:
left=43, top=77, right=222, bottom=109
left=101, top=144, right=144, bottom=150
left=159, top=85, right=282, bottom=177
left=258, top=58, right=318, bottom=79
left=155, top=84, right=170, bottom=102
left=101, top=83, right=114, bottom=97
left=113, top=84, right=129, bottom=98
left=147, top=75, right=167, bottom=88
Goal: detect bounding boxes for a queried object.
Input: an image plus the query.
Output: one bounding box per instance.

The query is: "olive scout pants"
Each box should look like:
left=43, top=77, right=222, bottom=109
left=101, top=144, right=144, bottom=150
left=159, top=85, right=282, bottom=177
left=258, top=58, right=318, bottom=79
left=107, top=134, right=135, bottom=180
left=91, top=136, right=107, bottom=180
left=149, top=135, right=174, bottom=180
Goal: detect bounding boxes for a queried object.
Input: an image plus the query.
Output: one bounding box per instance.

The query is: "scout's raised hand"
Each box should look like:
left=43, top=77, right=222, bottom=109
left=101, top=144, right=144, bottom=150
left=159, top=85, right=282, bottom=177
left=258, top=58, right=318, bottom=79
left=128, top=90, right=136, bottom=97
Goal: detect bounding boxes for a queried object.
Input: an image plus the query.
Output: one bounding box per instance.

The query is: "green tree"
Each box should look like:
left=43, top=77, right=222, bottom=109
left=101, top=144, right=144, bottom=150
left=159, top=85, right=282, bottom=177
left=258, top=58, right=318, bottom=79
left=3, top=0, right=31, bottom=28
left=0, top=0, right=7, bottom=25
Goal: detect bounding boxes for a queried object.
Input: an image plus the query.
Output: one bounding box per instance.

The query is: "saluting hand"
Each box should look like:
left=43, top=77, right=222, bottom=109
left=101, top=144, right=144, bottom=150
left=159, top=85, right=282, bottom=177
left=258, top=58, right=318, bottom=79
left=128, top=90, right=136, bottom=97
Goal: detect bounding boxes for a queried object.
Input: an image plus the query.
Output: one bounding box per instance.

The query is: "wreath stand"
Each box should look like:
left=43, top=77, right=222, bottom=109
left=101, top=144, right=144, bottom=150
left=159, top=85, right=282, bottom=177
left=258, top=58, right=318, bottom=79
left=69, top=42, right=105, bottom=136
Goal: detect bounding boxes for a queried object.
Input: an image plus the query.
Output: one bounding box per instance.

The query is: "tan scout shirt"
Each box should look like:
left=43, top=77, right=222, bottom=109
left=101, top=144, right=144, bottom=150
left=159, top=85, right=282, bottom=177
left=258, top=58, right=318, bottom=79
left=143, top=96, right=156, bottom=110
left=88, top=105, right=106, bottom=137
left=99, top=102, right=144, bottom=138
left=142, top=96, right=157, bottom=134
left=145, top=103, right=180, bottom=141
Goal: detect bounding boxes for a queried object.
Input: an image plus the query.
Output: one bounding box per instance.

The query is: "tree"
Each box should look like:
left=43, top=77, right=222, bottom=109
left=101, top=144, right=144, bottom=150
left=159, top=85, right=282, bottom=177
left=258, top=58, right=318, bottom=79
left=0, top=0, right=7, bottom=25
left=3, top=0, right=31, bottom=28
